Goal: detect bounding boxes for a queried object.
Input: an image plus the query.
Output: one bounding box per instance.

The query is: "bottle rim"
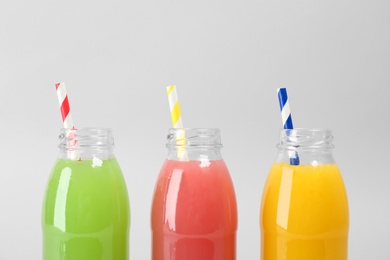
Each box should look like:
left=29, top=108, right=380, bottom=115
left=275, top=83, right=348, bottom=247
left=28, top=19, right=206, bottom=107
left=58, top=127, right=114, bottom=150
left=59, top=127, right=113, bottom=132
left=279, top=127, right=332, bottom=133
left=277, top=128, right=334, bottom=150
left=166, top=128, right=223, bottom=148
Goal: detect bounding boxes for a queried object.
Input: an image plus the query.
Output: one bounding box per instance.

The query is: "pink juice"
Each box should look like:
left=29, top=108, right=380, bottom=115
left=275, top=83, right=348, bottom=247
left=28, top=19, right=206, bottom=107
left=151, top=159, right=237, bottom=260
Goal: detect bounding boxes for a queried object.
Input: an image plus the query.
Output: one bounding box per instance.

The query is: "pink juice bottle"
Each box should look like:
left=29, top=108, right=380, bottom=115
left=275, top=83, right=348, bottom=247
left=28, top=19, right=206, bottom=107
left=151, top=128, right=238, bottom=260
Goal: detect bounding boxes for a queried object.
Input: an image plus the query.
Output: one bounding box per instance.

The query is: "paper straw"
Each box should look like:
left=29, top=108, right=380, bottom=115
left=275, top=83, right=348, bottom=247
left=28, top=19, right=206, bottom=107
left=55, top=82, right=79, bottom=160
left=277, top=88, right=294, bottom=129
left=167, top=85, right=184, bottom=128
left=56, top=82, right=74, bottom=129
left=277, top=88, right=300, bottom=165
left=166, top=85, right=187, bottom=159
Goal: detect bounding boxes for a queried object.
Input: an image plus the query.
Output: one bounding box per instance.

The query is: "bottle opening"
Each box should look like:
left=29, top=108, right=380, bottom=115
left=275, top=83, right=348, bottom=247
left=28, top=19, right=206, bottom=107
left=166, top=128, right=223, bottom=161
left=166, top=128, right=222, bottom=149
left=278, top=128, right=334, bottom=151
left=276, top=128, right=336, bottom=165
left=58, top=128, right=115, bottom=160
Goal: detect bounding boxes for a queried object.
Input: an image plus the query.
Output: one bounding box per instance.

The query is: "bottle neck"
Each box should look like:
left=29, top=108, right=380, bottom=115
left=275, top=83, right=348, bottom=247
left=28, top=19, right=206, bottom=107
left=276, top=128, right=335, bottom=165
left=58, top=128, right=115, bottom=160
left=166, top=128, right=223, bottom=161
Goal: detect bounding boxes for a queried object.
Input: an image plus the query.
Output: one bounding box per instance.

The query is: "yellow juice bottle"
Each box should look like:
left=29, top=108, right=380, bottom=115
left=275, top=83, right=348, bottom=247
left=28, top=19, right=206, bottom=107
left=260, top=129, right=349, bottom=260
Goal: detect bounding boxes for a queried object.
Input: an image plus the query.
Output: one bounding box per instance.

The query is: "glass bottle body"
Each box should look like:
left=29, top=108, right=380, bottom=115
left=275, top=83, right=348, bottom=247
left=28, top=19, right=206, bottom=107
left=260, top=129, right=349, bottom=260
left=151, top=128, right=238, bottom=260
left=42, top=128, right=130, bottom=260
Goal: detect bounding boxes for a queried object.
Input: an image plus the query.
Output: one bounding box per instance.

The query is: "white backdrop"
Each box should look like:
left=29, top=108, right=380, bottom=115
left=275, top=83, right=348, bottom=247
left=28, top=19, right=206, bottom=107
left=0, top=0, right=389, bottom=259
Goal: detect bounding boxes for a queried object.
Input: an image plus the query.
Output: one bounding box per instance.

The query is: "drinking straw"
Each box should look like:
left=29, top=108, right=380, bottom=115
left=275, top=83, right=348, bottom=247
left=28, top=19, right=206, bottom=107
left=56, top=82, right=74, bottom=129
left=167, top=85, right=184, bottom=128
left=55, top=82, right=79, bottom=160
left=166, top=85, right=187, bottom=159
left=277, top=88, right=300, bottom=165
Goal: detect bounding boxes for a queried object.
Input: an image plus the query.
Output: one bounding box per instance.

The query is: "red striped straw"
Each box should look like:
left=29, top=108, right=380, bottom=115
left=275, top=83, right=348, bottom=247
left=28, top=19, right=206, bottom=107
left=55, top=82, right=79, bottom=159
left=55, top=82, right=74, bottom=129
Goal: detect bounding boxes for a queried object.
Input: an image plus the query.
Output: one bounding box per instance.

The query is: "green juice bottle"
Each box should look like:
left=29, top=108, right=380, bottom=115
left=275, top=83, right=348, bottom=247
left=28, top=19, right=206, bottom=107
left=42, top=128, right=130, bottom=260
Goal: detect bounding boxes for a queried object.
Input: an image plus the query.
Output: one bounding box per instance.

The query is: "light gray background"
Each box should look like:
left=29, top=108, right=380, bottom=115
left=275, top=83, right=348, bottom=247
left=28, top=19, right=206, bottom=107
left=0, top=0, right=389, bottom=259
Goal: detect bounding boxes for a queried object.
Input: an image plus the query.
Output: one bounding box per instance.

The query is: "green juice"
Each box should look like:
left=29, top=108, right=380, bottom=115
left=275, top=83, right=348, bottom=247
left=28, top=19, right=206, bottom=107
left=42, top=158, right=130, bottom=260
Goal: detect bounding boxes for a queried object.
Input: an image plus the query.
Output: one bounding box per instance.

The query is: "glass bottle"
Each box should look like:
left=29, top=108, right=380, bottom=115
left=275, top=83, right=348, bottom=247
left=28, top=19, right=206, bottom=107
left=260, top=128, right=349, bottom=260
left=42, top=128, right=130, bottom=260
left=151, top=128, right=238, bottom=260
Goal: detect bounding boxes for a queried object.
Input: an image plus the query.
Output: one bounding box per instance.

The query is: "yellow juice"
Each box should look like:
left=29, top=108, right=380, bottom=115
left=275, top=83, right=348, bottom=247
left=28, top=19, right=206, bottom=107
left=260, top=163, right=349, bottom=260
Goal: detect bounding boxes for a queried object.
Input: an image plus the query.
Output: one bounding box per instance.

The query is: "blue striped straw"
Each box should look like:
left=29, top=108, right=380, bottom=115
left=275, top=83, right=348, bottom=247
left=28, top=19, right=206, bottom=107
left=277, top=88, right=300, bottom=165
left=277, top=88, right=294, bottom=129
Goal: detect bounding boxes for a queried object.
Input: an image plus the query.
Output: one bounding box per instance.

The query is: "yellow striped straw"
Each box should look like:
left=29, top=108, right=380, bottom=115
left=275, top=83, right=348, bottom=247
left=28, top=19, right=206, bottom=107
left=167, top=85, right=183, bottom=128
left=166, top=85, right=187, bottom=159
